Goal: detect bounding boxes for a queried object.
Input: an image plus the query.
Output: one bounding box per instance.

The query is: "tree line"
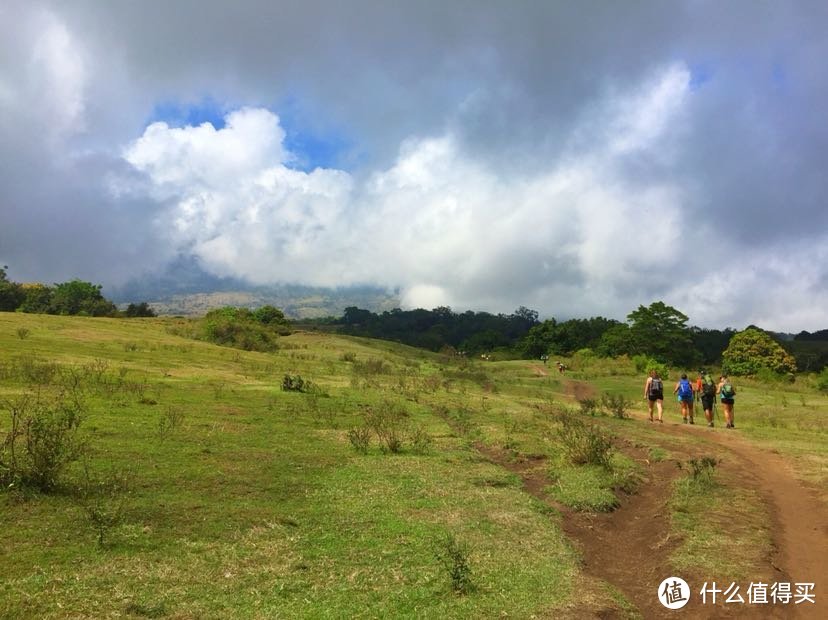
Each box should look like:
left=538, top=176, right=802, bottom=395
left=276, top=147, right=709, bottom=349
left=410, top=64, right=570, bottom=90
left=318, top=301, right=818, bottom=373
left=3, top=264, right=822, bottom=373
left=0, top=267, right=154, bottom=318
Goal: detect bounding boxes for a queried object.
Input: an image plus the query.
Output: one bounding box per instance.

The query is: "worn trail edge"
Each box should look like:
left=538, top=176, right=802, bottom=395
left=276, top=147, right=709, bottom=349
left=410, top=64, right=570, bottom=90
left=476, top=416, right=827, bottom=619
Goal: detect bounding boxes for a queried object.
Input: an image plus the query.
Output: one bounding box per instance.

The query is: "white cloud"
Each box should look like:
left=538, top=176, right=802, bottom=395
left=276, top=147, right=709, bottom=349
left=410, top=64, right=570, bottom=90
left=0, top=6, right=87, bottom=141
left=123, top=108, right=353, bottom=284
left=119, top=63, right=696, bottom=317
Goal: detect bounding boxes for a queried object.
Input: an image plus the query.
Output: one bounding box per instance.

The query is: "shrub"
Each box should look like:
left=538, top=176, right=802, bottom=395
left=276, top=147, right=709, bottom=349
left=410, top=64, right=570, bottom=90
left=408, top=424, right=433, bottom=454
left=201, top=306, right=287, bottom=352
left=633, top=355, right=669, bottom=379
left=281, top=374, right=319, bottom=393
left=352, top=358, right=390, bottom=376
left=346, top=427, right=372, bottom=454
left=1, top=390, right=87, bottom=492
left=434, top=533, right=473, bottom=594
left=817, top=367, right=828, bottom=392
left=577, top=397, right=599, bottom=416
left=364, top=401, right=407, bottom=454
left=600, top=392, right=632, bottom=419
left=76, top=463, right=130, bottom=548
left=678, top=456, right=719, bottom=486
left=11, top=355, right=59, bottom=385
left=555, top=412, right=613, bottom=469
left=156, top=407, right=185, bottom=440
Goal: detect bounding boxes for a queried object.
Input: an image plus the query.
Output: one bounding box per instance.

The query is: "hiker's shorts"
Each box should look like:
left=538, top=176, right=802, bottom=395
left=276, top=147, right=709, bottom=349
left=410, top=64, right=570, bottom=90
left=701, top=394, right=715, bottom=410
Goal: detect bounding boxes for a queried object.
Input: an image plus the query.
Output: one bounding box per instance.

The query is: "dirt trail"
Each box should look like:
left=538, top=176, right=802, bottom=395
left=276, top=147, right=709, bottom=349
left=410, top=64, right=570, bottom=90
left=477, top=402, right=827, bottom=618
left=655, top=419, right=828, bottom=619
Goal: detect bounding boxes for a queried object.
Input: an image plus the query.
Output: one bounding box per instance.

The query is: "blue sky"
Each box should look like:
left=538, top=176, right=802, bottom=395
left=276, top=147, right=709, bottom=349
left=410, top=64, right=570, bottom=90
left=149, top=97, right=353, bottom=172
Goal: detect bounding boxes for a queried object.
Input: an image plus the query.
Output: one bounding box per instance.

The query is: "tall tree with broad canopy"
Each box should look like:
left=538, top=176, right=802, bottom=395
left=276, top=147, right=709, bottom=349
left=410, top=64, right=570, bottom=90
left=626, top=301, right=696, bottom=366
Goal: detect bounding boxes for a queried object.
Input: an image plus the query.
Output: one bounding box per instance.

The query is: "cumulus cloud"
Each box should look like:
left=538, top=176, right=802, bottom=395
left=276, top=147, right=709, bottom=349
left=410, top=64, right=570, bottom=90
left=117, top=63, right=696, bottom=320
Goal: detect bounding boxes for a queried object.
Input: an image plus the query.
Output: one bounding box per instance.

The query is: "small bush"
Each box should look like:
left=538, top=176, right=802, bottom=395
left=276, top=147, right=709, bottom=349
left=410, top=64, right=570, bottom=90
left=346, top=427, right=372, bottom=454
left=408, top=424, right=433, bottom=454
left=11, top=355, right=59, bottom=385
left=339, top=352, right=357, bottom=363
left=352, top=358, right=390, bottom=376
left=76, top=463, right=130, bottom=548
left=677, top=456, right=719, bottom=487
left=555, top=412, right=613, bottom=469
left=1, top=390, right=87, bottom=492
left=578, top=397, right=599, bottom=416
left=364, top=401, right=407, bottom=454
left=156, top=407, right=185, bottom=440
left=816, top=367, right=828, bottom=392
left=281, top=374, right=319, bottom=393
left=600, top=392, right=632, bottom=419
left=16, top=327, right=30, bottom=340
left=201, top=306, right=287, bottom=352
left=434, top=533, right=473, bottom=594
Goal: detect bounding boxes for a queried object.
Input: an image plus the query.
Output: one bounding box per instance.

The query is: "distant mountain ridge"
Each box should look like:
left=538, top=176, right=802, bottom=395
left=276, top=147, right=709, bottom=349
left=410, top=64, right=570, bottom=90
left=108, top=255, right=400, bottom=318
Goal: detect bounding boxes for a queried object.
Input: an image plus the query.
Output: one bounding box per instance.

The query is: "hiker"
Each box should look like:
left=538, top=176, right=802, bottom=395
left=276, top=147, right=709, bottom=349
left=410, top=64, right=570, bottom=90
left=698, top=370, right=717, bottom=427
left=717, top=374, right=737, bottom=428
left=644, top=369, right=664, bottom=423
left=674, top=373, right=695, bottom=424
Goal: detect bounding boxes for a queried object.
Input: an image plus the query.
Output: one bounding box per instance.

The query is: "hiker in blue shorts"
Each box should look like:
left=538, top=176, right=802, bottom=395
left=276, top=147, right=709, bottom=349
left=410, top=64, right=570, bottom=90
left=674, top=373, right=695, bottom=424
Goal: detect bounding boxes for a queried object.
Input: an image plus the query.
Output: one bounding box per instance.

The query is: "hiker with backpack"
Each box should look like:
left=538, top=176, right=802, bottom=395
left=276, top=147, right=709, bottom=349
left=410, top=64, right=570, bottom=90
left=644, top=369, right=664, bottom=423
left=674, top=373, right=695, bottom=424
left=698, top=370, right=717, bottom=427
left=717, top=374, right=737, bottom=428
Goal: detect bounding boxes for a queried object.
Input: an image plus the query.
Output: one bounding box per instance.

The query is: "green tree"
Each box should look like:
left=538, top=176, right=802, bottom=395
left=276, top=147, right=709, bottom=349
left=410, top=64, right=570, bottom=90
left=522, top=319, right=557, bottom=358
left=722, top=328, right=797, bottom=376
left=596, top=324, right=635, bottom=357
left=626, top=301, right=696, bottom=365
left=49, top=280, right=116, bottom=316
left=0, top=266, right=25, bottom=311
left=125, top=302, right=157, bottom=318
left=253, top=305, right=286, bottom=325
left=19, top=283, right=54, bottom=313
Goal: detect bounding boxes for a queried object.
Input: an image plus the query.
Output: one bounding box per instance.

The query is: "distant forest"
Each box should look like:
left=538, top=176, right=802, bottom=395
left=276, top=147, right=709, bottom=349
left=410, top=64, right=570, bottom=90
left=4, top=266, right=828, bottom=371
left=0, top=267, right=155, bottom=318
left=314, top=303, right=828, bottom=372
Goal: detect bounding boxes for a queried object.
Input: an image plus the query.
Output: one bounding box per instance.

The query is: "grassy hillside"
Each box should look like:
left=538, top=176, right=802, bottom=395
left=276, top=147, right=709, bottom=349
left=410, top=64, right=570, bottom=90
left=1, top=313, right=826, bottom=618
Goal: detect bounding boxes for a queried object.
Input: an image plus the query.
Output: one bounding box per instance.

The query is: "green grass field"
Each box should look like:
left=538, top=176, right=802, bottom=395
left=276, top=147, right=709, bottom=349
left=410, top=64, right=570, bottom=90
left=1, top=313, right=826, bottom=618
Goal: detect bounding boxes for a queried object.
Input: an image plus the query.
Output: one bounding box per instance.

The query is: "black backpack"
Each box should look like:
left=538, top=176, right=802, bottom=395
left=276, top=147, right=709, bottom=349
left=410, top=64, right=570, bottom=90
left=649, top=378, right=663, bottom=395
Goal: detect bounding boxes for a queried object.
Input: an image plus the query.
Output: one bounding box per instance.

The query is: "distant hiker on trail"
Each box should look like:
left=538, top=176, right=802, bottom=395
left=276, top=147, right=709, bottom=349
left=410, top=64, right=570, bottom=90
left=557, top=361, right=566, bottom=374
left=717, top=374, right=737, bottom=428
left=644, top=369, right=664, bottom=423
left=697, top=370, right=717, bottom=427
left=674, top=373, right=695, bottom=424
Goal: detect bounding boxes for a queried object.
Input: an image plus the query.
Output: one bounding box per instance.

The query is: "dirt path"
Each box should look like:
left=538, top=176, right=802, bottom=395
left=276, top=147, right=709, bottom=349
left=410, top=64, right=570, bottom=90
left=477, top=407, right=827, bottom=618
left=654, top=419, right=828, bottom=619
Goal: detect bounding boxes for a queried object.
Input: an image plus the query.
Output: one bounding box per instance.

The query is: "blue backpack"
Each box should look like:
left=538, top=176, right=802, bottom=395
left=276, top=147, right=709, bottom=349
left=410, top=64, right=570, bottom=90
left=678, top=379, right=693, bottom=398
